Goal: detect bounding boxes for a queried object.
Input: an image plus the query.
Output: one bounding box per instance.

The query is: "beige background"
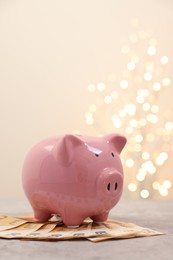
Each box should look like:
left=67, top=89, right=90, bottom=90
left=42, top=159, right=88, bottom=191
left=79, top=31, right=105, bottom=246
left=0, top=0, right=173, bottom=198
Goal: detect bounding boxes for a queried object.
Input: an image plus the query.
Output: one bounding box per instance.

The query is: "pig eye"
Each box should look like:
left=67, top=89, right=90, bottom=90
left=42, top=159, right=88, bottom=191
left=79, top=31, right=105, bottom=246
left=111, top=152, right=115, bottom=157
left=95, top=153, right=99, bottom=157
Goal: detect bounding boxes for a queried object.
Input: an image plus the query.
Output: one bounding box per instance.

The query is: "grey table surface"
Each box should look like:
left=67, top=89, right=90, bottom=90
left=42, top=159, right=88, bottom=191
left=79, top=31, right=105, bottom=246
left=0, top=198, right=172, bottom=260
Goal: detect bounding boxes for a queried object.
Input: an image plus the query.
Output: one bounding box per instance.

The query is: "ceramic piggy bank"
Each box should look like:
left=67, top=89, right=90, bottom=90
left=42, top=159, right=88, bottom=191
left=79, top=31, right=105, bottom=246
left=22, top=133, right=127, bottom=227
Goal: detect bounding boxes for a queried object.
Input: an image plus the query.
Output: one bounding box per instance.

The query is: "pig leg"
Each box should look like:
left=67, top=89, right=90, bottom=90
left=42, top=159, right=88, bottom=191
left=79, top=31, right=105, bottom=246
left=34, top=209, right=52, bottom=221
left=61, top=212, right=85, bottom=227
left=91, top=212, right=109, bottom=223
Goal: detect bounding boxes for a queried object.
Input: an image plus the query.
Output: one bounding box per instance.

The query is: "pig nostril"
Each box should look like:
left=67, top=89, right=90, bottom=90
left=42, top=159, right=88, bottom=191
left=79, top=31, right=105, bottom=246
left=107, top=183, right=111, bottom=191
left=106, top=182, right=118, bottom=192
left=114, top=182, right=118, bottom=190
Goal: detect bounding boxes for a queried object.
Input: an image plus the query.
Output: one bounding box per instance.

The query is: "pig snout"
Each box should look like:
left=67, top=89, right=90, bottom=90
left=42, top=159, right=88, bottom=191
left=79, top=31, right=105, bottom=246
left=97, top=169, right=123, bottom=197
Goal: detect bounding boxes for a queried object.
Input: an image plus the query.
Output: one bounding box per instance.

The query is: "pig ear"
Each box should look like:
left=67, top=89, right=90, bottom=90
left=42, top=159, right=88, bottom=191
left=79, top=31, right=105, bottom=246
left=105, top=133, right=127, bottom=154
left=52, top=134, right=84, bottom=165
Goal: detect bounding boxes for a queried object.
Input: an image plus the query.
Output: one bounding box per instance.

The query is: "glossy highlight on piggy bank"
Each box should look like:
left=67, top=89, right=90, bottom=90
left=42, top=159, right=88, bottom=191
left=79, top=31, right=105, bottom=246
left=22, top=133, right=127, bottom=227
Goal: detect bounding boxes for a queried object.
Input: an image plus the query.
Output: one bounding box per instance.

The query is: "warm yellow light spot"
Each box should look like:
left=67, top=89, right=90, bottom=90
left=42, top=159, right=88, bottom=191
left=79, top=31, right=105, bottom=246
left=104, top=96, right=112, bottom=104
left=72, top=130, right=81, bottom=135
left=127, top=62, right=136, bottom=71
left=128, top=183, right=137, bottom=192
left=139, top=118, right=147, bottom=126
left=140, top=190, right=149, bottom=199
left=159, top=186, right=168, bottom=197
left=129, top=119, right=138, bottom=128
left=118, top=109, right=126, bottom=117
left=163, top=180, right=172, bottom=189
left=125, top=126, right=134, bottom=134
left=160, top=152, right=168, bottom=160
left=143, top=103, right=150, bottom=111
left=134, top=144, right=142, bottom=152
left=120, top=80, right=128, bottom=89
left=85, top=112, right=92, bottom=118
left=136, top=95, right=145, bottom=104
left=125, top=104, right=136, bottom=116
left=142, top=161, right=156, bottom=174
left=136, top=171, right=145, bottom=182
left=126, top=159, right=134, bottom=168
left=147, top=46, right=156, bottom=55
left=131, top=55, right=139, bottom=64
left=162, top=77, right=171, bottom=86
left=85, top=112, right=94, bottom=125
left=137, top=89, right=150, bottom=97
left=152, top=181, right=160, bottom=190
left=151, top=105, right=159, bottom=113
left=165, top=122, right=173, bottom=131
left=145, top=62, right=154, bottom=73
left=147, top=94, right=155, bottom=103
left=142, top=152, right=150, bottom=160
left=146, top=114, right=158, bottom=123
left=144, top=72, right=152, bottom=81
left=160, top=56, right=169, bottom=65
left=155, top=152, right=168, bottom=166
left=86, top=117, right=94, bottom=125
left=152, top=82, right=161, bottom=91
left=112, top=116, right=122, bottom=128
left=97, top=82, right=105, bottom=91
left=135, top=134, right=143, bottom=143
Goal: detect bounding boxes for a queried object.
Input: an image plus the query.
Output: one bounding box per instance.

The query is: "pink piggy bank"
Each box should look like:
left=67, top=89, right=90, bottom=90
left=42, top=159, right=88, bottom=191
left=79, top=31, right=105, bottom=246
left=22, top=133, right=126, bottom=227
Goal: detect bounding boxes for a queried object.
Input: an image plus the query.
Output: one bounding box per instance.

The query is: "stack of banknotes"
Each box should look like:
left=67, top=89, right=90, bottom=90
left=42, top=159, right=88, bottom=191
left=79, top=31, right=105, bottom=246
left=0, top=215, right=163, bottom=242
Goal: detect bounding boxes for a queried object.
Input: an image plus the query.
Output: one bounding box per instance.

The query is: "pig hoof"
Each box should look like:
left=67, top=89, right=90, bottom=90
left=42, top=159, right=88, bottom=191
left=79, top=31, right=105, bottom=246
left=67, top=225, right=79, bottom=229
left=93, top=221, right=104, bottom=224
left=34, top=210, right=51, bottom=221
